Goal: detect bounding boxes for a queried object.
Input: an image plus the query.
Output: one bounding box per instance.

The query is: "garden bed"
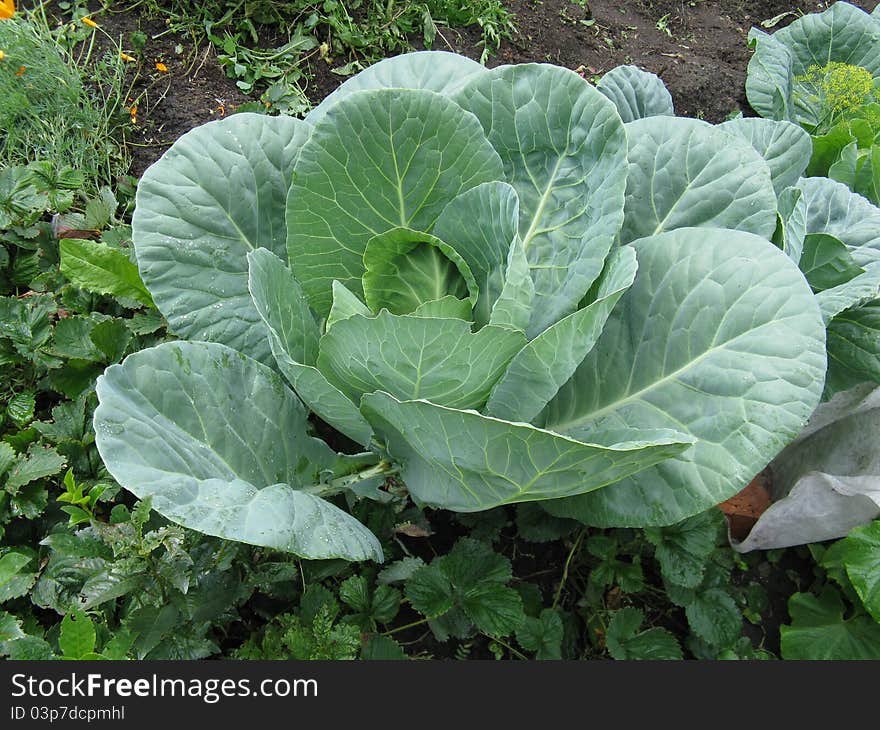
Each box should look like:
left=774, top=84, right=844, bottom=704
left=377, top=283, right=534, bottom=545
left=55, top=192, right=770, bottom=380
left=2, top=0, right=880, bottom=663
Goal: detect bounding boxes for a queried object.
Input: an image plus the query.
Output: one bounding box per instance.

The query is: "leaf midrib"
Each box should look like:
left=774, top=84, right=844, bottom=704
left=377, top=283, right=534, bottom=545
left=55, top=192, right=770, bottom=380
left=520, top=155, right=565, bottom=250
left=547, top=315, right=806, bottom=436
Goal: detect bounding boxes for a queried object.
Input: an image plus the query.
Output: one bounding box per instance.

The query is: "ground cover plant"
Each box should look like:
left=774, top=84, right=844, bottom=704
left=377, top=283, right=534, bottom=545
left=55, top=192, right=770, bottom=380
left=84, top=0, right=517, bottom=117
left=2, top=0, right=880, bottom=662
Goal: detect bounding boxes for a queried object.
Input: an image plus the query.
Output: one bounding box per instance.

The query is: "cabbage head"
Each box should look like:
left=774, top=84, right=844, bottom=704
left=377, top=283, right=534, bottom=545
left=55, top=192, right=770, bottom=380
left=93, top=52, right=827, bottom=561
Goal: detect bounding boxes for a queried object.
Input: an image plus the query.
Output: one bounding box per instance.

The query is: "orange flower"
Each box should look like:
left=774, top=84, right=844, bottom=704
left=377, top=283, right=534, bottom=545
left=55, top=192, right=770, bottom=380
left=81, top=16, right=98, bottom=28
left=15, top=65, right=25, bottom=76
left=155, top=61, right=168, bottom=73
left=0, top=0, right=15, bottom=20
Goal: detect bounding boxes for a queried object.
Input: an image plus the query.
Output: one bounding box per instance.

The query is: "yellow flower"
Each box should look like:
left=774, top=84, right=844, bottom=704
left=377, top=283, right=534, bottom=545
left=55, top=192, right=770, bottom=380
left=155, top=61, right=168, bottom=73
left=81, top=16, right=98, bottom=28
left=796, top=62, right=874, bottom=117
left=0, top=50, right=5, bottom=61
left=0, top=0, right=15, bottom=20
left=821, top=62, right=874, bottom=114
left=120, top=52, right=136, bottom=63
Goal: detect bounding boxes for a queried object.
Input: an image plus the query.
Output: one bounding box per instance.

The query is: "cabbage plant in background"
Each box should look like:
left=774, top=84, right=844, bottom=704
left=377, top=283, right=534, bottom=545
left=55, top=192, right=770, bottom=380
left=746, top=2, right=880, bottom=207
left=92, top=52, right=826, bottom=562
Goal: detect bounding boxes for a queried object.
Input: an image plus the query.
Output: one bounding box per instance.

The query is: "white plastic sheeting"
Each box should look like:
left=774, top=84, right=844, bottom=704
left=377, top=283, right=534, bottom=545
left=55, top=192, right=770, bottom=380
left=732, top=383, right=880, bottom=552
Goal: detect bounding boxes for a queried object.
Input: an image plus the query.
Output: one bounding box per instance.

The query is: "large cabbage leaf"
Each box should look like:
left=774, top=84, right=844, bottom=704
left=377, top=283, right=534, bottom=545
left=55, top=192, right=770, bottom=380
left=718, top=117, right=812, bottom=196
left=485, top=246, right=637, bottom=423
left=132, top=114, right=308, bottom=364
left=596, top=65, right=674, bottom=123
left=796, top=176, right=880, bottom=267
left=620, top=117, right=778, bottom=243
left=316, top=312, right=526, bottom=410
left=305, top=50, right=486, bottom=126
left=287, top=88, right=503, bottom=316
left=362, top=392, right=694, bottom=512
left=454, top=63, right=628, bottom=336
left=246, top=249, right=373, bottom=446
left=93, top=341, right=383, bottom=561
left=541, top=227, right=826, bottom=526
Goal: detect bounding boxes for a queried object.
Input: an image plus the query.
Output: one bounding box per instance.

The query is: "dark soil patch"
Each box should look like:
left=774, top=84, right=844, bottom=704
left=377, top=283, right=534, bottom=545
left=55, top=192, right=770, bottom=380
left=92, top=9, right=251, bottom=177
left=495, top=0, right=877, bottom=120
left=731, top=543, right=819, bottom=655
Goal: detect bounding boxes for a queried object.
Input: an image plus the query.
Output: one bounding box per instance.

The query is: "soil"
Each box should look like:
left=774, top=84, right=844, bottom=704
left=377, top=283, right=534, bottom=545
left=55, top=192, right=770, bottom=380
left=79, top=0, right=878, bottom=175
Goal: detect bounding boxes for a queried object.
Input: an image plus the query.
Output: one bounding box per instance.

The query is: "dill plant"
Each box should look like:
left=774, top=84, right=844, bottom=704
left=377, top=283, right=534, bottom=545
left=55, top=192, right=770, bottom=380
left=0, top=15, right=131, bottom=195
left=795, top=61, right=880, bottom=134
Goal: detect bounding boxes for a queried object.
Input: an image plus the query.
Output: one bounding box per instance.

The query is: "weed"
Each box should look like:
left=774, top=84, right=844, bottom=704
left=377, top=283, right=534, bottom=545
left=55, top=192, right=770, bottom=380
left=0, top=8, right=138, bottom=194
left=104, top=0, right=517, bottom=114
left=656, top=12, right=672, bottom=37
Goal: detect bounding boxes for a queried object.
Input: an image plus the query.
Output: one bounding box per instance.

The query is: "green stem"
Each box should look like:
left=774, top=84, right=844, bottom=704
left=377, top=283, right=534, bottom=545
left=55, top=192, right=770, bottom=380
left=306, top=460, right=397, bottom=498
left=382, top=616, right=431, bottom=636
left=552, top=529, right=585, bottom=610
left=485, top=634, right=528, bottom=660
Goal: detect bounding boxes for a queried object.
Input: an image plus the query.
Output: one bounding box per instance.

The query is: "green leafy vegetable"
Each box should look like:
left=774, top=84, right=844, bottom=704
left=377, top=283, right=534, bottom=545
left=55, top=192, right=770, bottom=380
left=746, top=2, right=880, bottom=129
left=93, top=51, right=827, bottom=560
left=596, top=65, right=674, bottom=123
left=59, top=239, right=154, bottom=308
left=823, top=520, right=880, bottom=622
left=516, top=608, right=564, bottom=659
left=94, top=341, right=383, bottom=561
left=405, top=538, right=525, bottom=637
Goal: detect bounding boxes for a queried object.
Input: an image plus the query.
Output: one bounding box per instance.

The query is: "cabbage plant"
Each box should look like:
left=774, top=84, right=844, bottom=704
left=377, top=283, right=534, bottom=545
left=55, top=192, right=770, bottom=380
left=745, top=1, right=880, bottom=131
left=745, top=2, right=880, bottom=206
left=93, top=52, right=826, bottom=562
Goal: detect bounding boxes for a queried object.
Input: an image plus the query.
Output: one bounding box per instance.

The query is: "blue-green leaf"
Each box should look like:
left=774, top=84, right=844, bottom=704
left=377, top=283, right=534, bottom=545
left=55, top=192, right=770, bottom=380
left=486, top=246, right=636, bottom=422
left=432, top=181, right=528, bottom=328
left=306, top=51, right=486, bottom=126
left=455, top=63, right=628, bottom=335
left=318, top=312, right=525, bottom=410
left=361, top=227, right=478, bottom=315
left=361, top=391, right=693, bottom=512
left=621, top=117, right=777, bottom=244
left=541, top=227, right=826, bottom=527
left=94, top=341, right=382, bottom=561
left=718, top=117, right=812, bottom=195
left=246, top=249, right=373, bottom=446
left=133, top=114, right=309, bottom=363
left=287, top=88, right=503, bottom=316
left=596, top=65, right=674, bottom=122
